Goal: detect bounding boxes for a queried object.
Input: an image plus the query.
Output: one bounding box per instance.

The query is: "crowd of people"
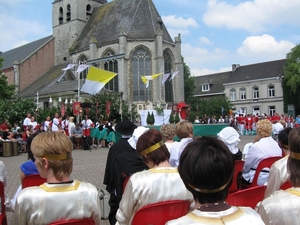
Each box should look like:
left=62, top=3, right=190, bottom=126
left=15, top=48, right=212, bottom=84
left=1, top=111, right=300, bottom=224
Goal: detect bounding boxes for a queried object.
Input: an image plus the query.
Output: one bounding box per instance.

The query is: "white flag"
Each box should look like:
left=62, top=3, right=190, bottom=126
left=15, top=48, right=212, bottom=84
left=161, top=73, right=171, bottom=85
left=62, top=64, right=76, bottom=71
left=76, top=65, right=89, bottom=73
left=169, top=70, right=179, bottom=81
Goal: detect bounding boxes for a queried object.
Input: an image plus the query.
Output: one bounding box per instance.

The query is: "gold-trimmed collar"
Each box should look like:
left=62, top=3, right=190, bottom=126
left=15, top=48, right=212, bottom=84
left=40, top=180, right=80, bottom=192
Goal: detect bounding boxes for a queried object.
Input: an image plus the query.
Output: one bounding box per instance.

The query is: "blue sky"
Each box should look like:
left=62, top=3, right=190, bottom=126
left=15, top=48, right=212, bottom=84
left=0, top=0, right=299, bottom=76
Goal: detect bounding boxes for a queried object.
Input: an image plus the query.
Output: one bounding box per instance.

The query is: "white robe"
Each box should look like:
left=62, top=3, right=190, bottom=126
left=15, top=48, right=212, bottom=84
left=166, top=207, right=265, bottom=225
left=116, top=167, right=193, bottom=225
left=12, top=179, right=101, bottom=225
left=258, top=188, right=300, bottom=225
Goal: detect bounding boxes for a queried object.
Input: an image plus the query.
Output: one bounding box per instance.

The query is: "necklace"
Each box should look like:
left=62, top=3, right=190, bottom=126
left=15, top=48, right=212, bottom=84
left=198, top=201, right=230, bottom=212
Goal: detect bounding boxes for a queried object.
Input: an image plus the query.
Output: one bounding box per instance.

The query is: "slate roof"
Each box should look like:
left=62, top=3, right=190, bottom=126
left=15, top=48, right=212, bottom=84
left=71, top=0, right=173, bottom=51
left=194, top=72, right=230, bottom=96
left=225, top=59, right=286, bottom=84
left=53, top=0, right=107, bottom=3
left=0, top=36, right=53, bottom=69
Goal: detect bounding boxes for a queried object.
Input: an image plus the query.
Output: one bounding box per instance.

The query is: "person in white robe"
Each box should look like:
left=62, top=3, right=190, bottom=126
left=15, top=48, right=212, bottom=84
left=11, top=132, right=101, bottom=225
left=116, top=128, right=193, bottom=225
left=264, top=127, right=292, bottom=198
left=258, top=127, right=300, bottom=225
left=166, top=136, right=264, bottom=225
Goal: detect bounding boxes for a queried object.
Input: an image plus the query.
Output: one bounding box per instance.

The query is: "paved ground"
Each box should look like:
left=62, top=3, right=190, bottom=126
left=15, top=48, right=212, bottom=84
left=1, top=134, right=255, bottom=225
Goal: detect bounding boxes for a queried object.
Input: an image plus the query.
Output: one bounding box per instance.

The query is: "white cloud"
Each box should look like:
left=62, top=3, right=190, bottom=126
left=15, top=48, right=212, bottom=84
left=237, top=34, right=295, bottom=59
left=199, top=36, right=213, bottom=45
left=203, top=0, right=300, bottom=33
left=162, top=15, right=198, bottom=29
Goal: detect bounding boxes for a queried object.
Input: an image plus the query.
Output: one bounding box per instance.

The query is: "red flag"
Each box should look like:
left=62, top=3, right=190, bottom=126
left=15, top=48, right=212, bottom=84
left=73, top=102, right=81, bottom=115
left=106, top=102, right=111, bottom=115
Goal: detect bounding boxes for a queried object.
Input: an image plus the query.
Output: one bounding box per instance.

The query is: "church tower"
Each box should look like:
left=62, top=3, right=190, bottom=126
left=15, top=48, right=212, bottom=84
left=52, top=0, right=107, bottom=65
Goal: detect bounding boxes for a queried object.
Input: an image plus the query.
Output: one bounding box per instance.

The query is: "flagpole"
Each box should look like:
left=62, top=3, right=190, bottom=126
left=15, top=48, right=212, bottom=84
left=77, top=62, right=80, bottom=123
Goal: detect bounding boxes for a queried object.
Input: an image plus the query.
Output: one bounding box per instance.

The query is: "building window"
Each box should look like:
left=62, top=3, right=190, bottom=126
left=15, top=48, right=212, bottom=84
left=132, top=47, right=151, bottom=102
left=59, top=7, right=63, bottom=24
left=240, top=88, right=246, bottom=100
left=253, top=87, right=259, bottom=99
left=104, top=50, right=118, bottom=92
left=66, top=4, right=71, bottom=22
left=163, top=50, right=173, bottom=102
left=268, top=85, right=275, bottom=98
left=230, top=89, right=236, bottom=101
left=202, top=84, right=210, bottom=92
left=86, top=4, right=92, bottom=19
left=269, top=106, right=275, bottom=116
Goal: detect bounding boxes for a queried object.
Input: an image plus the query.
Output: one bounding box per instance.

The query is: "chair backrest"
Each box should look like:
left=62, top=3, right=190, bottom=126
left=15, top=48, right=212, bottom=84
left=226, top=185, right=267, bottom=209
left=228, top=160, right=245, bottom=194
left=250, top=156, right=282, bottom=187
left=280, top=180, right=292, bottom=190
left=22, top=174, right=47, bottom=189
left=49, top=218, right=95, bottom=225
left=0, top=181, right=7, bottom=225
left=131, top=200, right=190, bottom=225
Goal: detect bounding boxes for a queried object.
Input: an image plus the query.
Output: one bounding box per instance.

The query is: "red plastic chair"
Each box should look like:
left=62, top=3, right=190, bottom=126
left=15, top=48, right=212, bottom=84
left=49, top=218, right=95, bottom=225
left=280, top=180, right=292, bottom=190
left=242, top=156, right=282, bottom=189
left=131, top=200, right=190, bottom=225
left=226, top=185, right=267, bottom=209
left=22, top=174, right=47, bottom=189
left=228, top=160, right=245, bottom=194
left=0, top=182, right=7, bottom=225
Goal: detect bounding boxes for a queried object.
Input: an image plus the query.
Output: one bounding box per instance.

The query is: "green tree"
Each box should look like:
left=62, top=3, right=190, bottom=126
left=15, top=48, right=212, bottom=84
left=0, top=58, right=15, bottom=99
left=183, top=56, right=195, bottom=103
left=283, top=44, right=300, bottom=113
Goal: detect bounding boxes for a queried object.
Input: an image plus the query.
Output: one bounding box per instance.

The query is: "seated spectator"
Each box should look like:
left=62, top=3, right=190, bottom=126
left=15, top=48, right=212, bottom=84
left=272, top=122, right=284, bottom=142
left=258, top=127, right=300, bottom=225
left=160, top=124, right=176, bottom=152
left=169, top=121, right=194, bottom=167
left=264, top=127, right=292, bottom=198
left=166, top=136, right=264, bottom=225
left=194, top=116, right=200, bottom=124
left=12, top=132, right=101, bottom=224
left=13, top=128, right=27, bottom=152
left=217, top=126, right=242, bottom=160
left=242, top=119, right=282, bottom=185
left=70, top=123, right=83, bottom=149
left=116, top=129, right=193, bottom=225
left=10, top=132, right=40, bottom=209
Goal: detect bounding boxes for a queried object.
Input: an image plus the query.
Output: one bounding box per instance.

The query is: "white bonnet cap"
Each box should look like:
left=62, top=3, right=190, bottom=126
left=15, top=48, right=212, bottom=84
left=128, top=126, right=149, bottom=149
left=272, top=122, right=284, bottom=135
left=217, top=127, right=240, bottom=154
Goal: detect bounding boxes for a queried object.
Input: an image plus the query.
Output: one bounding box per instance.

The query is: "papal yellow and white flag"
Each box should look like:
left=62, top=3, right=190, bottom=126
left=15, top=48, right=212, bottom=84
left=141, top=73, right=162, bottom=88
left=81, top=66, right=117, bottom=95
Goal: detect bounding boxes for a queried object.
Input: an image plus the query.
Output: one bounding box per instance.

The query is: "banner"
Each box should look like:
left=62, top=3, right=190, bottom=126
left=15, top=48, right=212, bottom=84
left=73, top=102, right=81, bottom=115
left=106, top=102, right=111, bottom=115
left=61, top=103, right=65, bottom=117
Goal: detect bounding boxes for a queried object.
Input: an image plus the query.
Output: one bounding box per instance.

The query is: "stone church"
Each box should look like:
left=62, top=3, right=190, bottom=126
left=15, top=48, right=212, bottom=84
left=1, top=0, right=184, bottom=111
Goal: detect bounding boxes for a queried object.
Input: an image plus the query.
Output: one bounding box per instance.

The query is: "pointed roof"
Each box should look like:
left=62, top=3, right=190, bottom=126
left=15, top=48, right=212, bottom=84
left=0, top=36, right=53, bottom=69
left=71, top=0, right=173, bottom=51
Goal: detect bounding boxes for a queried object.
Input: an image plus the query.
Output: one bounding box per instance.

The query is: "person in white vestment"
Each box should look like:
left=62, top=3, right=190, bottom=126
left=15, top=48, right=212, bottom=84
left=242, top=119, right=282, bottom=185
left=11, top=132, right=101, bottom=225
left=264, top=127, right=292, bottom=198
left=166, top=136, right=265, bottom=225
left=115, top=129, right=193, bottom=225
left=160, top=124, right=176, bottom=152
left=169, top=121, right=194, bottom=167
left=258, top=127, right=300, bottom=225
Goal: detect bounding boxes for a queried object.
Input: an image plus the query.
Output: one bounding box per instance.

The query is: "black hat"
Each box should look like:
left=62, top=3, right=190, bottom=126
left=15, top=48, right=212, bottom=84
left=115, top=120, right=137, bottom=136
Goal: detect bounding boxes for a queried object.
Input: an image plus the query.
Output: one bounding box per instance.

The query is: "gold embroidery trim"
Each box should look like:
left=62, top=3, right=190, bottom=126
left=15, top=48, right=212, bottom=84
left=149, top=168, right=178, bottom=173
left=286, top=189, right=300, bottom=197
left=187, top=207, right=245, bottom=224
left=40, top=180, right=80, bottom=192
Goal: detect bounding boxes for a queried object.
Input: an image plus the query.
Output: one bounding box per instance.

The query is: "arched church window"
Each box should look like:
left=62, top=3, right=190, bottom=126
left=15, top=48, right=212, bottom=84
left=103, top=50, right=118, bottom=92
left=66, top=4, right=71, bottom=22
left=163, top=50, right=173, bottom=102
left=132, top=47, right=151, bottom=102
left=59, top=7, right=63, bottom=24
left=86, top=4, right=92, bottom=20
